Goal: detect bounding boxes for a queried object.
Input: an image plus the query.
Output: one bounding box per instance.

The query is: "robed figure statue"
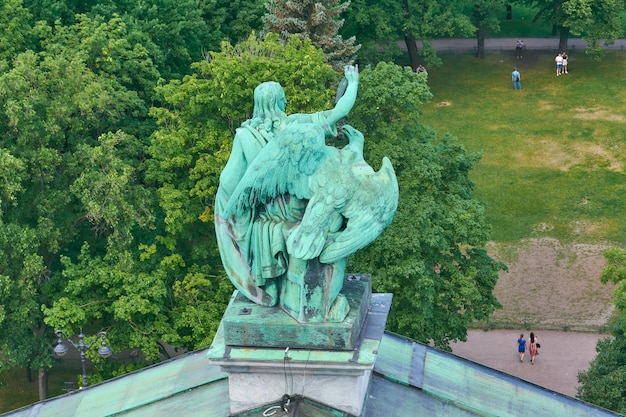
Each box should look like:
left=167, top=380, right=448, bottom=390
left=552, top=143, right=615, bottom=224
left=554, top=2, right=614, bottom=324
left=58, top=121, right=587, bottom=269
left=215, top=65, right=398, bottom=323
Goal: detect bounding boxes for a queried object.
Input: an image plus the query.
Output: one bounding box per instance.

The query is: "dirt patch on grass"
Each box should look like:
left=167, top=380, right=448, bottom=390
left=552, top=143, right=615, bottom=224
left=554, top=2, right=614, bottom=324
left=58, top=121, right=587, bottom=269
left=485, top=238, right=616, bottom=331
left=516, top=138, right=624, bottom=172
left=574, top=107, right=626, bottom=123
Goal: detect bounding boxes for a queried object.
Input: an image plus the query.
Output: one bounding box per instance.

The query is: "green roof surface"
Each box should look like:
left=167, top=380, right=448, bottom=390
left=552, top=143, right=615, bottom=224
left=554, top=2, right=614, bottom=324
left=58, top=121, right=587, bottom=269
left=2, top=333, right=622, bottom=417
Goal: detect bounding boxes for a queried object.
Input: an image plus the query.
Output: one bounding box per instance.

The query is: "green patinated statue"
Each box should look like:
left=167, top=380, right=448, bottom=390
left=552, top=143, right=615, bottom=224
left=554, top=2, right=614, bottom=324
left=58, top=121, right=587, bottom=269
left=215, top=65, right=398, bottom=323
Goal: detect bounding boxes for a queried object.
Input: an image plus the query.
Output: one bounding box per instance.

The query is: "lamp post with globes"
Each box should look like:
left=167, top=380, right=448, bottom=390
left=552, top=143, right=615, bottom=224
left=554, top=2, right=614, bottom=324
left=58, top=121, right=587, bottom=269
left=53, top=329, right=112, bottom=388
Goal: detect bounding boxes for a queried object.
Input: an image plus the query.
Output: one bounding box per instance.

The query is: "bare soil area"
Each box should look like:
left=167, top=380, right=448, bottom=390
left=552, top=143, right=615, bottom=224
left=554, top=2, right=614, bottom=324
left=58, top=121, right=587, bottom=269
left=484, top=237, right=616, bottom=332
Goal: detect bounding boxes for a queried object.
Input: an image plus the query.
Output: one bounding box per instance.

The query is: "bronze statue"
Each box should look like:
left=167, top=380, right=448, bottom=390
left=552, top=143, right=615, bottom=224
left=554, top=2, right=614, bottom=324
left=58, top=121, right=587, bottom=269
left=215, top=65, right=398, bottom=322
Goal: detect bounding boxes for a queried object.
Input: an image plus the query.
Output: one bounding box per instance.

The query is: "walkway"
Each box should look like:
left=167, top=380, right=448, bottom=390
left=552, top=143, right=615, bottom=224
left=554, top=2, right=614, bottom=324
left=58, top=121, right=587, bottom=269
left=404, top=37, right=626, bottom=52
left=451, top=330, right=609, bottom=398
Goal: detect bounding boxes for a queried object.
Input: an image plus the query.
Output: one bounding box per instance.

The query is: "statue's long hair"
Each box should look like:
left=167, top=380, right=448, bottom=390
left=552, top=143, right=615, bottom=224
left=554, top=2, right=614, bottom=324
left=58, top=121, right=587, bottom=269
left=245, top=82, right=287, bottom=136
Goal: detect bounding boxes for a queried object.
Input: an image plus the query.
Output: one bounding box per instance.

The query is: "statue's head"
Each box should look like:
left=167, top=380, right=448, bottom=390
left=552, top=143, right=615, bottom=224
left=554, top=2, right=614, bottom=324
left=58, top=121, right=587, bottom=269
left=253, top=82, right=287, bottom=120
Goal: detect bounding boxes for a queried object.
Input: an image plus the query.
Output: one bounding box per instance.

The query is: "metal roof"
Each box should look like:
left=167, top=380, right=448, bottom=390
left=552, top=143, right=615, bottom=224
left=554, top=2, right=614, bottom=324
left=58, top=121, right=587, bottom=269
left=2, top=332, right=622, bottom=417
left=2, top=349, right=229, bottom=417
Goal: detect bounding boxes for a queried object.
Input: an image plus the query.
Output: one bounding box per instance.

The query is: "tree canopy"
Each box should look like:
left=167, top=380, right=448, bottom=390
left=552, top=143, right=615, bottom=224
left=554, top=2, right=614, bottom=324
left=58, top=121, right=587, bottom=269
left=527, top=0, right=625, bottom=57
left=577, top=248, right=626, bottom=413
left=577, top=334, right=626, bottom=413
left=262, top=0, right=360, bottom=70
left=342, top=0, right=474, bottom=69
left=0, top=0, right=505, bottom=404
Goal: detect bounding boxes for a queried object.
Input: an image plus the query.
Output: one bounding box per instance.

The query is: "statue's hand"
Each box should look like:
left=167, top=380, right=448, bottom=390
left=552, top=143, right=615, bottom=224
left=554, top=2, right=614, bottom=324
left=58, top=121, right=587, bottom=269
left=344, top=64, right=359, bottom=84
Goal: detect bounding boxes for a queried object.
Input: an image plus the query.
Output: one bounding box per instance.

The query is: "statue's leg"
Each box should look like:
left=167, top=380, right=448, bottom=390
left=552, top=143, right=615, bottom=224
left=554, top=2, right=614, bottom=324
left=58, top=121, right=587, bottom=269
left=280, top=257, right=349, bottom=323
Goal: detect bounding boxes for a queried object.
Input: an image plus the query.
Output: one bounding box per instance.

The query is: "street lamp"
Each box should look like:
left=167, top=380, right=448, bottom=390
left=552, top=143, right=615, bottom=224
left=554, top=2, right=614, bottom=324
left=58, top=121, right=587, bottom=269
left=53, top=328, right=112, bottom=388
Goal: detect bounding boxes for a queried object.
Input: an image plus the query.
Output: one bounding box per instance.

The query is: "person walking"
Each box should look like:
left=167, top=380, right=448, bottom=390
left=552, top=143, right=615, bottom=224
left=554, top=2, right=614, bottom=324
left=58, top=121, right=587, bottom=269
left=512, top=67, right=521, bottom=90
left=517, top=333, right=527, bottom=362
left=528, top=332, right=540, bottom=364
left=562, top=52, right=568, bottom=74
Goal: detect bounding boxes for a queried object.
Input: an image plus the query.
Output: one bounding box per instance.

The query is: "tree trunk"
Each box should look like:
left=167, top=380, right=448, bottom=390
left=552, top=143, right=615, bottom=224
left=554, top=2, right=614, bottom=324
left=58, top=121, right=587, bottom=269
left=506, top=5, right=512, bottom=20
left=25, top=366, right=33, bottom=382
left=38, top=368, right=48, bottom=401
left=559, top=26, right=569, bottom=52
left=404, top=33, right=420, bottom=71
left=476, top=22, right=485, bottom=59
left=402, top=0, right=419, bottom=70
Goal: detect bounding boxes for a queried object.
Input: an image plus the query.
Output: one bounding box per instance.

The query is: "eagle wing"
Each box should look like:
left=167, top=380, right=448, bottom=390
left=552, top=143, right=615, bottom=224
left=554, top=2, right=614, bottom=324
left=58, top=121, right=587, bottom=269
left=222, top=123, right=329, bottom=218
left=319, top=157, right=399, bottom=264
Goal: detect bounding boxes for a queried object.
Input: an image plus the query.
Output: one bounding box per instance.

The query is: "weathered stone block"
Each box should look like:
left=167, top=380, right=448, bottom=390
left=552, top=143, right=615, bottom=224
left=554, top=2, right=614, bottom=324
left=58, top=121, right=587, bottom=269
left=222, top=274, right=371, bottom=350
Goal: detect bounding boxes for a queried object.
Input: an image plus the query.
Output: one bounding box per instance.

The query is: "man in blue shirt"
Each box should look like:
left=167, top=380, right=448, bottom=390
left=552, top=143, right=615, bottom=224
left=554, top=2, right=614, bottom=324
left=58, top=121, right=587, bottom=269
left=512, top=67, right=521, bottom=90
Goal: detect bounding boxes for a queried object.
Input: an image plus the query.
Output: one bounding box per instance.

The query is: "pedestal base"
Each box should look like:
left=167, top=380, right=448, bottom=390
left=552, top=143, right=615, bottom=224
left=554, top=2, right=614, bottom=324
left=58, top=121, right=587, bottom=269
left=222, top=274, right=371, bottom=350
left=207, top=291, right=392, bottom=416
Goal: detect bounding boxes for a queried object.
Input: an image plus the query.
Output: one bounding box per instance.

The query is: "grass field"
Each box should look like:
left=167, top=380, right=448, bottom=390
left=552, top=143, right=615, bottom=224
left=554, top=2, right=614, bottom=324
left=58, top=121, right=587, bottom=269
left=420, top=49, right=626, bottom=245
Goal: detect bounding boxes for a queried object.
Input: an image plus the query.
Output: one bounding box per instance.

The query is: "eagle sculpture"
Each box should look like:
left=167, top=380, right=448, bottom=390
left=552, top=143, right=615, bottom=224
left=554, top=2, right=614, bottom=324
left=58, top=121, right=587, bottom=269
left=223, top=123, right=399, bottom=264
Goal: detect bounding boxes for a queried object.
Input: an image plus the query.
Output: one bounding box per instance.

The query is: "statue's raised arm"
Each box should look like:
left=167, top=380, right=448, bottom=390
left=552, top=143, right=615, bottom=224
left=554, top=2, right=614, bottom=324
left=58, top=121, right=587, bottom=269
left=325, top=65, right=359, bottom=126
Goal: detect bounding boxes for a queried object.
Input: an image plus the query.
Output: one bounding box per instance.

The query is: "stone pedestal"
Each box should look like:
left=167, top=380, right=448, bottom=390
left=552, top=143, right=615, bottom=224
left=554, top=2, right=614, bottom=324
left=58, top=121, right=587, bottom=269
left=207, top=275, right=392, bottom=416
left=222, top=274, right=371, bottom=350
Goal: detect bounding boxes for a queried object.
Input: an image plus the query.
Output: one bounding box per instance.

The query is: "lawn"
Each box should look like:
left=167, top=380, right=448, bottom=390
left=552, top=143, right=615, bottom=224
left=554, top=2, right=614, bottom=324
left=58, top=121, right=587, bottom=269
left=419, top=49, right=626, bottom=245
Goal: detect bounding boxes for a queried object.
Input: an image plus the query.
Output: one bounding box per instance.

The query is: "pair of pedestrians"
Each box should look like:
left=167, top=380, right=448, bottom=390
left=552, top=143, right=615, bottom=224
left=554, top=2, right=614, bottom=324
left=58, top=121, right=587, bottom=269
left=517, top=332, right=540, bottom=364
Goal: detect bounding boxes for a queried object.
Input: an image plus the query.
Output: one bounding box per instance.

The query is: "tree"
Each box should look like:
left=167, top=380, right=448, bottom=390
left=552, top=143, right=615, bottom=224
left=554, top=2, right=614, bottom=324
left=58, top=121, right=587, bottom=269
left=24, top=0, right=212, bottom=80
left=347, top=62, right=505, bottom=348
left=562, top=0, right=624, bottom=58
left=0, top=0, right=34, bottom=64
left=527, top=0, right=625, bottom=57
left=198, top=0, right=267, bottom=46
left=470, top=1, right=509, bottom=58
left=577, top=248, right=626, bottom=413
left=0, top=150, right=50, bottom=398
left=262, top=0, right=360, bottom=70
left=342, top=0, right=474, bottom=70
left=577, top=335, right=626, bottom=414
left=0, top=13, right=158, bottom=398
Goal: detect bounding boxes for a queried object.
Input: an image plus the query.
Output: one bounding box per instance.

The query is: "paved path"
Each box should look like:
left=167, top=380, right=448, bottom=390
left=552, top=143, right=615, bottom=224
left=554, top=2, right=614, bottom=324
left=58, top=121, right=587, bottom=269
left=403, top=37, right=626, bottom=52
left=451, top=330, right=609, bottom=398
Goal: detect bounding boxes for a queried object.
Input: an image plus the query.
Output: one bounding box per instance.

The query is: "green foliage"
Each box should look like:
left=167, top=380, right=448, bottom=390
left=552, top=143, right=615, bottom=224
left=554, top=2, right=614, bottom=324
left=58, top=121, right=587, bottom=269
left=25, top=0, right=212, bottom=80
left=198, top=0, right=266, bottom=45
left=263, top=0, right=360, bottom=70
left=167, top=271, right=233, bottom=348
left=0, top=0, right=34, bottom=62
left=470, top=0, right=508, bottom=33
left=44, top=243, right=169, bottom=362
left=0, top=225, right=49, bottom=372
left=0, top=7, right=163, bottom=394
left=342, top=0, right=474, bottom=68
left=577, top=332, right=626, bottom=413
left=563, top=0, right=625, bottom=59
left=347, top=62, right=504, bottom=348
left=70, top=131, right=155, bottom=238
left=599, top=249, right=626, bottom=324
left=527, top=0, right=625, bottom=58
